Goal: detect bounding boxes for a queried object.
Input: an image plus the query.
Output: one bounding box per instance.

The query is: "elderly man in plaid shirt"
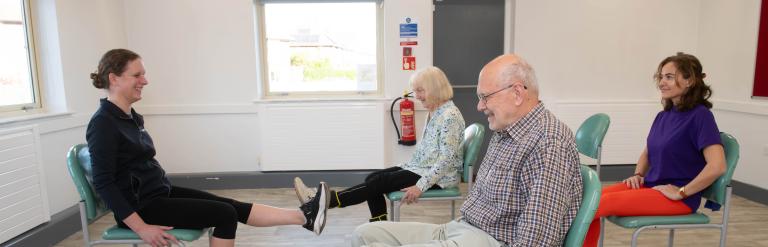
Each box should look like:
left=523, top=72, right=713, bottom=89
left=351, top=54, right=584, bottom=247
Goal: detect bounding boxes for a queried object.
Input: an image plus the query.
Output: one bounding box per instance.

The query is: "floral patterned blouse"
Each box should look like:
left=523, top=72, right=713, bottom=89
left=399, top=100, right=465, bottom=191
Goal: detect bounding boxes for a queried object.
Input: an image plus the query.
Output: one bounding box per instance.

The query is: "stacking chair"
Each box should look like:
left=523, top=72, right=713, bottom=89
left=387, top=123, right=485, bottom=221
left=563, top=165, right=602, bottom=247
left=600, top=132, right=739, bottom=247
left=575, top=113, right=610, bottom=177
left=67, top=144, right=206, bottom=246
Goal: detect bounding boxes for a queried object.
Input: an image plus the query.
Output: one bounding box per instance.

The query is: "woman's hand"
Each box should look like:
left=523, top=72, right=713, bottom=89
left=623, top=174, right=644, bottom=189
left=652, top=184, right=683, bottom=201
left=134, top=224, right=178, bottom=247
left=400, top=186, right=423, bottom=205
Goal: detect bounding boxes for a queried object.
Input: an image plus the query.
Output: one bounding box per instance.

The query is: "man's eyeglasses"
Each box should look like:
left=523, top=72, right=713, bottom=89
left=477, top=83, right=527, bottom=104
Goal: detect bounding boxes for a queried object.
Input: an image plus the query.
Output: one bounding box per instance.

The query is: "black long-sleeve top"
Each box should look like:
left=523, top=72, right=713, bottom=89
left=86, top=98, right=171, bottom=221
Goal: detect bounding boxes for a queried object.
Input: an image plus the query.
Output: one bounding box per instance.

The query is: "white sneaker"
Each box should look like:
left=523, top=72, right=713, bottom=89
left=294, top=177, right=317, bottom=205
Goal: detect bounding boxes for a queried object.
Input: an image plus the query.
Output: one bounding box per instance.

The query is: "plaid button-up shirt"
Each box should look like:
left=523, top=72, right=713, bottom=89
left=460, top=103, right=583, bottom=246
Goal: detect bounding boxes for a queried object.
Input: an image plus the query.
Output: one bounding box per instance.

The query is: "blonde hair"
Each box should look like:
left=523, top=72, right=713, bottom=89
left=409, top=66, right=454, bottom=106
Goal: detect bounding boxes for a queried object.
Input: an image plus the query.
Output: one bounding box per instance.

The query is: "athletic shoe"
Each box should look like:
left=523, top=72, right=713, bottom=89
left=300, top=182, right=329, bottom=235
left=294, top=177, right=317, bottom=205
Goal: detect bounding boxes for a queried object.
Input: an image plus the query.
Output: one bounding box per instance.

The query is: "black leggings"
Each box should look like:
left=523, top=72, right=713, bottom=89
left=116, top=186, right=252, bottom=239
left=333, top=167, right=439, bottom=218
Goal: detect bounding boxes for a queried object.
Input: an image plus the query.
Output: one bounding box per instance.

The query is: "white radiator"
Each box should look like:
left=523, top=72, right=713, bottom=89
left=552, top=101, right=660, bottom=165
left=260, top=102, right=385, bottom=171
left=0, top=126, right=50, bottom=243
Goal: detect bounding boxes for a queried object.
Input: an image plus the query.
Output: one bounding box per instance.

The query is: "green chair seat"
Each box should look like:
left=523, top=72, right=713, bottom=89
left=103, top=226, right=206, bottom=241
left=387, top=187, right=460, bottom=201
left=607, top=213, right=710, bottom=228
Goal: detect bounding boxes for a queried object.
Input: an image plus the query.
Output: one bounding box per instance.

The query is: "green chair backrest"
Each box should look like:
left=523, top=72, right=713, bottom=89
left=700, top=132, right=739, bottom=206
left=460, top=123, right=485, bottom=182
left=575, top=113, right=610, bottom=159
left=66, top=143, right=109, bottom=222
left=563, top=165, right=602, bottom=247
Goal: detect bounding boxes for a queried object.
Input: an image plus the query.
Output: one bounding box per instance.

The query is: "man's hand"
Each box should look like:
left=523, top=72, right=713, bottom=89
left=400, top=185, right=423, bottom=204
left=652, top=184, right=683, bottom=201
left=134, top=224, right=178, bottom=247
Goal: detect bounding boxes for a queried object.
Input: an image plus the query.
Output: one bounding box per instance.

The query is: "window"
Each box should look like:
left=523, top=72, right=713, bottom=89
left=257, top=1, right=381, bottom=97
left=0, top=0, right=40, bottom=113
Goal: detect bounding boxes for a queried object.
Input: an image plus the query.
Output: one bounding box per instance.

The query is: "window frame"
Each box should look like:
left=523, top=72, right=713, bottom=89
left=254, top=0, right=384, bottom=99
left=0, top=0, right=42, bottom=114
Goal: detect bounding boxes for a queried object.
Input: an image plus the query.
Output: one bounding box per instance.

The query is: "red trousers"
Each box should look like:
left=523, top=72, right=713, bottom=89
left=582, top=183, right=692, bottom=247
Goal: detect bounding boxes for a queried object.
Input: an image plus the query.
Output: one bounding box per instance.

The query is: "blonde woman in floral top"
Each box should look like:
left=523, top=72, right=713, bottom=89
left=294, top=66, right=465, bottom=222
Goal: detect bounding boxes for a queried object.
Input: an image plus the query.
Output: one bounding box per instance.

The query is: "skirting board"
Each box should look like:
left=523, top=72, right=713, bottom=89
left=5, top=168, right=767, bottom=247
left=0, top=205, right=80, bottom=247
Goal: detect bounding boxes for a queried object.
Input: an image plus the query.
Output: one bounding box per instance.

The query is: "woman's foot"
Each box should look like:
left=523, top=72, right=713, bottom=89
left=294, top=177, right=317, bottom=205
left=300, top=182, right=329, bottom=235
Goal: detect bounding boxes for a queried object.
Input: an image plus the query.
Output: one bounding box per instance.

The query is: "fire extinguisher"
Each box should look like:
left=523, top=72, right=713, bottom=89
left=390, top=91, right=417, bottom=146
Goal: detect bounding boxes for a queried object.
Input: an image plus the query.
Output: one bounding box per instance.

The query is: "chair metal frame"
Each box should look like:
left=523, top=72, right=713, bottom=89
left=388, top=123, right=485, bottom=222
left=623, top=186, right=732, bottom=247
left=599, top=132, right=739, bottom=247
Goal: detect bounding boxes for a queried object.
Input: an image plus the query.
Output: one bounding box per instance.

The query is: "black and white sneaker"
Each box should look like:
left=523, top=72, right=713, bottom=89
left=300, top=182, right=329, bottom=235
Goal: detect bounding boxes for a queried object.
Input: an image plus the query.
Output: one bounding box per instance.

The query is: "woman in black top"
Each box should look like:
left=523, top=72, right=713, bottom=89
left=86, top=49, right=330, bottom=247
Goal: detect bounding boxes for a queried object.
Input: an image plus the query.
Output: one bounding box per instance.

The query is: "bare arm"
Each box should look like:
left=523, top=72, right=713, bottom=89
left=684, top=144, right=726, bottom=194
left=624, top=147, right=650, bottom=189
left=654, top=144, right=726, bottom=200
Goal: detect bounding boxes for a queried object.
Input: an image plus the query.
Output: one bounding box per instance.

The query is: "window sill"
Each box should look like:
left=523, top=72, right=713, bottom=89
left=0, top=111, right=74, bottom=126
left=253, top=97, right=393, bottom=104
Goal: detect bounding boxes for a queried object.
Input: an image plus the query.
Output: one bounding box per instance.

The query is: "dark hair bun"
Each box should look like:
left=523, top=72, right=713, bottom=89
left=91, top=72, right=104, bottom=89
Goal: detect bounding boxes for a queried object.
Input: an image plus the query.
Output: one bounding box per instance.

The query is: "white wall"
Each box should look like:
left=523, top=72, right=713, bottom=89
left=514, top=0, right=701, bottom=165
left=515, top=0, right=768, bottom=190
left=697, top=0, right=768, bottom=189
left=121, top=0, right=434, bottom=172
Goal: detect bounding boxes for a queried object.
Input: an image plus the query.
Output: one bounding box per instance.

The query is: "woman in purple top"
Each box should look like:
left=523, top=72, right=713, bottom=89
left=583, top=52, right=727, bottom=247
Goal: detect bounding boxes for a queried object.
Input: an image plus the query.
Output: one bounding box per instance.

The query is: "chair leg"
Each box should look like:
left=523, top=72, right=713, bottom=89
left=450, top=200, right=456, bottom=219
left=392, top=201, right=401, bottom=222
left=631, top=227, right=644, bottom=247
left=79, top=202, right=92, bottom=247
left=598, top=217, right=605, bottom=247
left=668, top=229, right=675, bottom=247
left=719, top=224, right=727, bottom=247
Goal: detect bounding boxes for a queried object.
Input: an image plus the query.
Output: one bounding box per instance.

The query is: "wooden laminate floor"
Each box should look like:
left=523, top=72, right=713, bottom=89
left=55, top=184, right=768, bottom=246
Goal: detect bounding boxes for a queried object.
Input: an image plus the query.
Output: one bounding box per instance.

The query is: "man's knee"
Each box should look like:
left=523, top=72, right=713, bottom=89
left=351, top=222, right=388, bottom=247
left=352, top=222, right=377, bottom=239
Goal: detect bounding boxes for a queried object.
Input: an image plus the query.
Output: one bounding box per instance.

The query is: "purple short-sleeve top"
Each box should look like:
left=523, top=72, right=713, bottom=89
left=644, top=104, right=722, bottom=212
